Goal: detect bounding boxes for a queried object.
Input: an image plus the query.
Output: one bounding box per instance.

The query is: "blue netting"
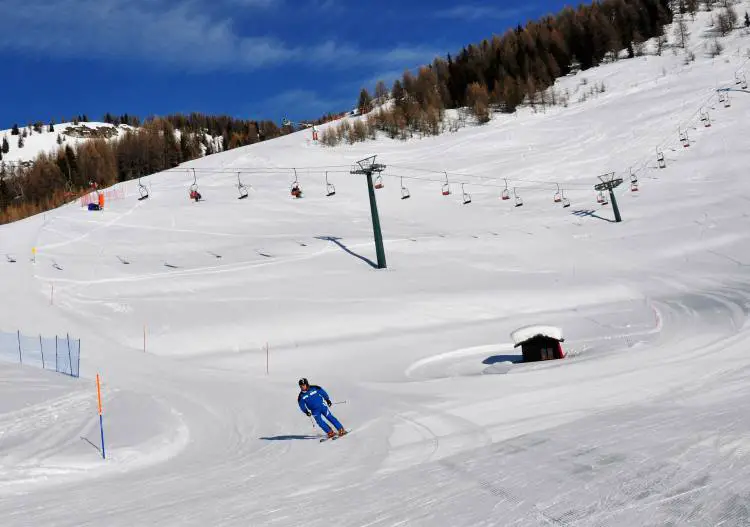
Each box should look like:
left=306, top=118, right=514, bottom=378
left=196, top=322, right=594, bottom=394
left=0, top=331, right=80, bottom=377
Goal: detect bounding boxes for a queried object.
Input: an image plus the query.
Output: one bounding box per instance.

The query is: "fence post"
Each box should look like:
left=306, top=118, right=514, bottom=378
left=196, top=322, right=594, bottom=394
left=39, top=335, right=45, bottom=369
left=55, top=335, right=59, bottom=373
left=66, top=333, right=73, bottom=377
left=17, top=330, right=22, bottom=365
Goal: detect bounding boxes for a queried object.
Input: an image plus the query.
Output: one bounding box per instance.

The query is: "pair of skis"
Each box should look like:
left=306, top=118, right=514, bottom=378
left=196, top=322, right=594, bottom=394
left=319, top=430, right=350, bottom=443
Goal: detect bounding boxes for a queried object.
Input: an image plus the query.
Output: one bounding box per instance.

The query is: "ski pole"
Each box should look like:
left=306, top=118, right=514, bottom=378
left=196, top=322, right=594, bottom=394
left=309, top=415, right=316, bottom=430
left=332, top=400, right=348, bottom=405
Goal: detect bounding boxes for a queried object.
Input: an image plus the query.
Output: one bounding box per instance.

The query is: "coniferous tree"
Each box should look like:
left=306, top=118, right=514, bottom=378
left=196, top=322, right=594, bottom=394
left=11, top=124, right=19, bottom=136
left=357, top=88, right=373, bottom=114
left=2, top=136, right=8, bottom=154
left=49, top=121, right=55, bottom=132
left=17, top=135, right=24, bottom=148
left=744, top=11, right=749, bottom=27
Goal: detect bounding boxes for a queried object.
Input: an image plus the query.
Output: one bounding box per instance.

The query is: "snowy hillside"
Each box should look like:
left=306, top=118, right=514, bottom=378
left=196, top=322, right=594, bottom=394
left=1, top=6, right=750, bottom=526
left=0, top=121, right=134, bottom=164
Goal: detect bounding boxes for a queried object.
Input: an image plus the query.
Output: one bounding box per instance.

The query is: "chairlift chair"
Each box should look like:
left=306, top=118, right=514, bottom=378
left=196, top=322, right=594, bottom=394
left=724, top=93, right=731, bottom=108
left=325, top=172, right=336, bottom=197
left=553, top=183, right=562, bottom=203
left=374, top=175, right=384, bottom=190
left=656, top=148, right=666, bottom=169
left=237, top=172, right=249, bottom=200
left=718, top=92, right=726, bottom=103
left=189, top=169, right=202, bottom=202
left=441, top=172, right=451, bottom=196
left=400, top=177, right=410, bottom=200
left=137, top=177, right=149, bottom=201
left=513, top=187, right=523, bottom=207
left=630, top=170, right=639, bottom=192
left=597, top=191, right=608, bottom=205
left=501, top=179, right=510, bottom=201
left=679, top=129, right=689, bottom=148
left=291, top=169, right=303, bottom=198
left=561, top=190, right=571, bottom=208
left=461, top=183, right=472, bottom=205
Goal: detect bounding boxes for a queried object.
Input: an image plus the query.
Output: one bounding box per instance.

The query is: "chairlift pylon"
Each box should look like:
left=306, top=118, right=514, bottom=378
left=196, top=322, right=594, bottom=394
left=137, top=177, right=149, bottom=201
left=325, top=172, right=336, bottom=197
left=513, top=187, right=523, bottom=207
left=291, top=168, right=303, bottom=198
left=441, top=172, right=451, bottom=196
left=461, top=183, right=472, bottom=205
left=400, top=176, right=410, bottom=200
left=501, top=178, right=510, bottom=201
left=237, top=172, right=249, bottom=200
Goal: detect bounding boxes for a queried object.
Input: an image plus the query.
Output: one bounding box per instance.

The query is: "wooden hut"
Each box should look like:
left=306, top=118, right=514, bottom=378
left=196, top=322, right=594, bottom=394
left=511, top=325, right=565, bottom=362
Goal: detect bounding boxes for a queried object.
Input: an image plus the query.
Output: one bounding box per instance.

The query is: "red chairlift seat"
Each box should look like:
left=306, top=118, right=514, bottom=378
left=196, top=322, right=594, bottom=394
left=374, top=175, right=384, bottom=190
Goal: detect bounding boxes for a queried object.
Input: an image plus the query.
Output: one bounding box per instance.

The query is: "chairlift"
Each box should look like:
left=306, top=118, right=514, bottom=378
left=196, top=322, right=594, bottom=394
left=137, top=177, right=149, bottom=200
left=400, top=177, right=410, bottom=200
left=679, top=128, right=689, bottom=148
left=742, top=77, right=748, bottom=90
left=630, top=170, right=639, bottom=192
left=513, top=187, right=523, bottom=207
left=724, top=93, right=731, bottom=108
left=189, top=169, right=202, bottom=202
left=441, top=172, right=451, bottom=196
left=501, top=179, right=510, bottom=201
left=325, top=172, right=336, bottom=197
left=553, top=183, right=562, bottom=203
left=461, top=183, right=472, bottom=205
left=237, top=172, right=249, bottom=200
left=718, top=91, right=727, bottom=103
left=561, top=189, right=571, bottom=208
left=656, top=148, right=666, bottom=169
left=597, top=191, right=608, bottom=205
left=374, top=175, right=384, bottom=190
left=700, top=109, right=712, bottom=128
left=291, top=169, right=303, bottom=198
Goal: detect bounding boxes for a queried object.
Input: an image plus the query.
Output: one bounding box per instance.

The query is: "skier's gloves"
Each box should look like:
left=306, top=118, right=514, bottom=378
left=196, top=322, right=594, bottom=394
left=326, top=399, right=332, bottom=407
left=306, top=411, right=312, bottom=417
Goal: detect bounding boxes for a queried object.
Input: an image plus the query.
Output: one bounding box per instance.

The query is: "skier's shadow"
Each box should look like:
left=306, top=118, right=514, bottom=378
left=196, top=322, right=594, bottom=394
left=260, top=434, right=320, bottom=441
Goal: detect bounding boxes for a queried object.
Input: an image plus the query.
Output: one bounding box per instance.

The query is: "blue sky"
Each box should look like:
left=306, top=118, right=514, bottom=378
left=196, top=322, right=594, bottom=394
left=0, top=0, right=567, bottom=127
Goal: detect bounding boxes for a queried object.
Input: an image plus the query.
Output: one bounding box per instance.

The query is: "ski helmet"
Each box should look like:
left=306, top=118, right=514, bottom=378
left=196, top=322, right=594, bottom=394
left=298, top=378, right=309, bottom=387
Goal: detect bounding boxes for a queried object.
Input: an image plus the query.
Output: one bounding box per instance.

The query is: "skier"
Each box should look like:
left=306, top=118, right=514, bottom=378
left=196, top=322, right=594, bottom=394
left=297, top=378, right=346, bottom=440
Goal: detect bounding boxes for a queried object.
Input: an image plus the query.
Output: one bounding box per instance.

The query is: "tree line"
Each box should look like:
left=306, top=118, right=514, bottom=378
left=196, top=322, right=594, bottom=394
left=0, top=113, right=292, bottom=224
left=325, top=0, right=678, bottom=145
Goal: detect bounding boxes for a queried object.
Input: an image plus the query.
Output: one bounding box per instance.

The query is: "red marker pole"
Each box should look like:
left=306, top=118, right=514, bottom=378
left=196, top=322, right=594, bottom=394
left=96, top=374, right=106, bottom=460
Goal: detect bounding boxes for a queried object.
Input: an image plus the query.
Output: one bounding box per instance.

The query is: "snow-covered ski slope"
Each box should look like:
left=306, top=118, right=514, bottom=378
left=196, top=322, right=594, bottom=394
left=3, top=10, right=750, bottom=526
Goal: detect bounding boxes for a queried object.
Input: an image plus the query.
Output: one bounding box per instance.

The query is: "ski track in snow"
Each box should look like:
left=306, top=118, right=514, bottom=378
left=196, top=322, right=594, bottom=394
left=2, top=10, right=750, bottom=525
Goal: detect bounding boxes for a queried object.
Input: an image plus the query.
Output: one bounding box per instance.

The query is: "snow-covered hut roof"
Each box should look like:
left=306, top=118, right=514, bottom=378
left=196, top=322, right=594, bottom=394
left=511, top=325, right=564, bottom=348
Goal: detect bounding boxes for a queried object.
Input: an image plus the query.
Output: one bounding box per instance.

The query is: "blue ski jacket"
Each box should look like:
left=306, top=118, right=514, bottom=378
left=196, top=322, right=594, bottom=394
left=298, top=385, right=332, bottom=415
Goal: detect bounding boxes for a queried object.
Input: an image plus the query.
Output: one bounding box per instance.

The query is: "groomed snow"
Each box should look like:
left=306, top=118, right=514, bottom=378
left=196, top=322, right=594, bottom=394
left=2, top=8, right=750, bottom=526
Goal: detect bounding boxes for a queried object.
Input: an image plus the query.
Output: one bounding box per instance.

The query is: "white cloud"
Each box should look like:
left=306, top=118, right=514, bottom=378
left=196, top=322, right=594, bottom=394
left=0, top=0, right=440, bottom=72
